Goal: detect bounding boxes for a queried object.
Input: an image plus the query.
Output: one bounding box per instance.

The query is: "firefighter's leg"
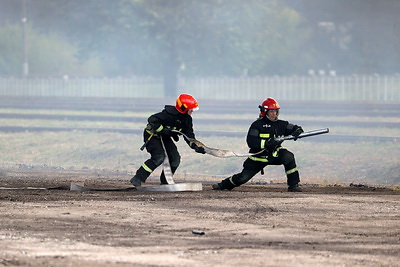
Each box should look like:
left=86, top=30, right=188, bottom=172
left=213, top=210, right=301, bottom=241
left=212, top=159, right=262, bottom=190
left=131, top=138, right=165, bottom=187
left=275, top=149, right=301, bottom=191
left=159, top=138, right=180, bottom=184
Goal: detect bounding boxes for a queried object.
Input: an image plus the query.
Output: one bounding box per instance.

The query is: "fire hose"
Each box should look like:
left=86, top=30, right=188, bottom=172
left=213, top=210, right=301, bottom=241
left=172, top=128, right=329, bottom=158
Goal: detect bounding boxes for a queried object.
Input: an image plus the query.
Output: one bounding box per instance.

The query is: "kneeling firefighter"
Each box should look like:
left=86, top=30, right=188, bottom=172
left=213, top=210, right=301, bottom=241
left=130, top=94, right=206, bottom=187
left=212, top=97, right=304, bottom=192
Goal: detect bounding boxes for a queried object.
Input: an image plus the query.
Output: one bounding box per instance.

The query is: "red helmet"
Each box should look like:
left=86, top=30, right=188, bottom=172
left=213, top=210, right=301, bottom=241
left=259, top=97, right=280, bottom=117
left=175, top=94, right=199, bottom=113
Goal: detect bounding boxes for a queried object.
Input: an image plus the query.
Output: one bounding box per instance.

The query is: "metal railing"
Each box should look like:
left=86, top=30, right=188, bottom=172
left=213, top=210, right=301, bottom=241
left=1, top=75, right=399, bottom=101
left=179, top=75, right=400, bottom=101
left=0, top=76, right=163, bottom=98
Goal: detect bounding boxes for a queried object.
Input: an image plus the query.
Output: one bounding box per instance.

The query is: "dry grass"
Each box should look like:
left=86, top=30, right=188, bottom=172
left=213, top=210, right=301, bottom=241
left=1, top=130, right=399, bottom=186
left=1, top=107, right=399, bottom=186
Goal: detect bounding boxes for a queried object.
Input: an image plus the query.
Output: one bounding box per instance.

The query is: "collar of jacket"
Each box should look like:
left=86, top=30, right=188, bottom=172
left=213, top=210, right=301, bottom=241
left=164, top=105, right=190, bottom=117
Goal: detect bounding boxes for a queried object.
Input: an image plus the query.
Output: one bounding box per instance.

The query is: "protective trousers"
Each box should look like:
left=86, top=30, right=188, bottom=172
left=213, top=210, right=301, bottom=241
left=135, top=136, right=181, bottom=184
left=218, top=148, right=300, bottom=190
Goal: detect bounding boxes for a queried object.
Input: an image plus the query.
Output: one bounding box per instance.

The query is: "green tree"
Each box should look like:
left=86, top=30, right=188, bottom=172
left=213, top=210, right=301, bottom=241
left=1, top=0, right=312, bottom=95
left=0, top=23, right=102, bottom=76
left=0, top=24, right=23, bottom=75
left=21, top=0, right=308, bottom=96
left=285, top=0, right=400, bottom=74
left=117, top=0, right=310, bottom=94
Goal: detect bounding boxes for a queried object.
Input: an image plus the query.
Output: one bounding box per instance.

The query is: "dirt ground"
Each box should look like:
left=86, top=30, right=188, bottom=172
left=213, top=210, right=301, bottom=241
left=0, top=168, right=399, bottom=267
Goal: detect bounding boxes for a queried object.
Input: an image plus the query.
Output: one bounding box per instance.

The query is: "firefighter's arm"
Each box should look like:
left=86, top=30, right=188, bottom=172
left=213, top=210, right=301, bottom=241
left=286, top=123, right=304, bottom=141
left=148, top=114, right=171, bottom=136
left=246, top=127, right=278, bottom=150
left=181, top=123, right=205, bottom=154
left=180, top=136, right=205, bottom=154
left=247, top=126, right=282, bottom=149
left=186, top=134, right=206, bottom=154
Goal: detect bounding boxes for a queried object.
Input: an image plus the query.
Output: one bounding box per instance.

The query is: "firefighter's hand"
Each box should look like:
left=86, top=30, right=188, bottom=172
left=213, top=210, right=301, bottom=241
left=266, top=138, right=283, bottom=147
left=194, top=146, right=206, bottom=154
left=292, top=127, right=304, bottom=141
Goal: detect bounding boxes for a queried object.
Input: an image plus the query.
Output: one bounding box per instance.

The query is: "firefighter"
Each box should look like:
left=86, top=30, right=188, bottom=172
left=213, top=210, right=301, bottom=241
left=131, top=94, right=206, bottom=187
left=212, top=97, right=304, bottom=192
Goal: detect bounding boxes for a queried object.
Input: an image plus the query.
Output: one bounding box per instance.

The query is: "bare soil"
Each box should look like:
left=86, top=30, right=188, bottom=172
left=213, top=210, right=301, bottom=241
left=0, top=168, right=399, bottom=267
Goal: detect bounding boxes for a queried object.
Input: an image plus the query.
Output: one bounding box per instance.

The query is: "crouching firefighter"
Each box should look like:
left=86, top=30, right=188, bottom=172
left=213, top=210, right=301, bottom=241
left=212, top=97, right=304, bottom=192
left=130, top=94, right=206, bottom=187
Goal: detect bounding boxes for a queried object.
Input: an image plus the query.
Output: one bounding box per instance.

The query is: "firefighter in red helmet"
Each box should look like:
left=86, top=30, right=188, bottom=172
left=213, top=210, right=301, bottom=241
left=212, top=97, right=304, bottom=192
left=130, top=94, right=205, bottom=187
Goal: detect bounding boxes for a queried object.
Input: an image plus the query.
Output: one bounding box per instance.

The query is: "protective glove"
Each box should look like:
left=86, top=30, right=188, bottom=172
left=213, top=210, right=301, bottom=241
left=194, top=145, right=206, bottom=154
left=292, top=127, right=304, bottom=141
left=266, top=138, right=283, bottom=147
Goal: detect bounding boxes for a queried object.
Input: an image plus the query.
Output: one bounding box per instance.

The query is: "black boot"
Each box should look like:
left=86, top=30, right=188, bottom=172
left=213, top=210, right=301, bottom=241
left=212, top=183, right=223, bottom=190
left=288, top=184, right=302, bottom=192
left=212, top=177, right=236, bottom=191
left=130, top=176, right=143, bottom=187
left=131, top=166, right=152, bottom=187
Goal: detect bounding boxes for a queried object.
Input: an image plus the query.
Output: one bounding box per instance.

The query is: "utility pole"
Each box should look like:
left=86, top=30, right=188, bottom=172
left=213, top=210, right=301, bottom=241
left=22, top=0, right=29, bottom=77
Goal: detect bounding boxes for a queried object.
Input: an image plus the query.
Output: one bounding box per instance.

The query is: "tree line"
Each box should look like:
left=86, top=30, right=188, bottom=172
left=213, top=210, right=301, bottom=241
left=0, top=0, right=399, bottom=96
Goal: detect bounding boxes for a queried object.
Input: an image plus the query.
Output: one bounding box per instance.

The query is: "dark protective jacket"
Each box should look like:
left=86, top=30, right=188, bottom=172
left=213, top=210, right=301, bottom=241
left=246, top=116, right=302, bottom=158
left=145, top=105, right=197, bottom=147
